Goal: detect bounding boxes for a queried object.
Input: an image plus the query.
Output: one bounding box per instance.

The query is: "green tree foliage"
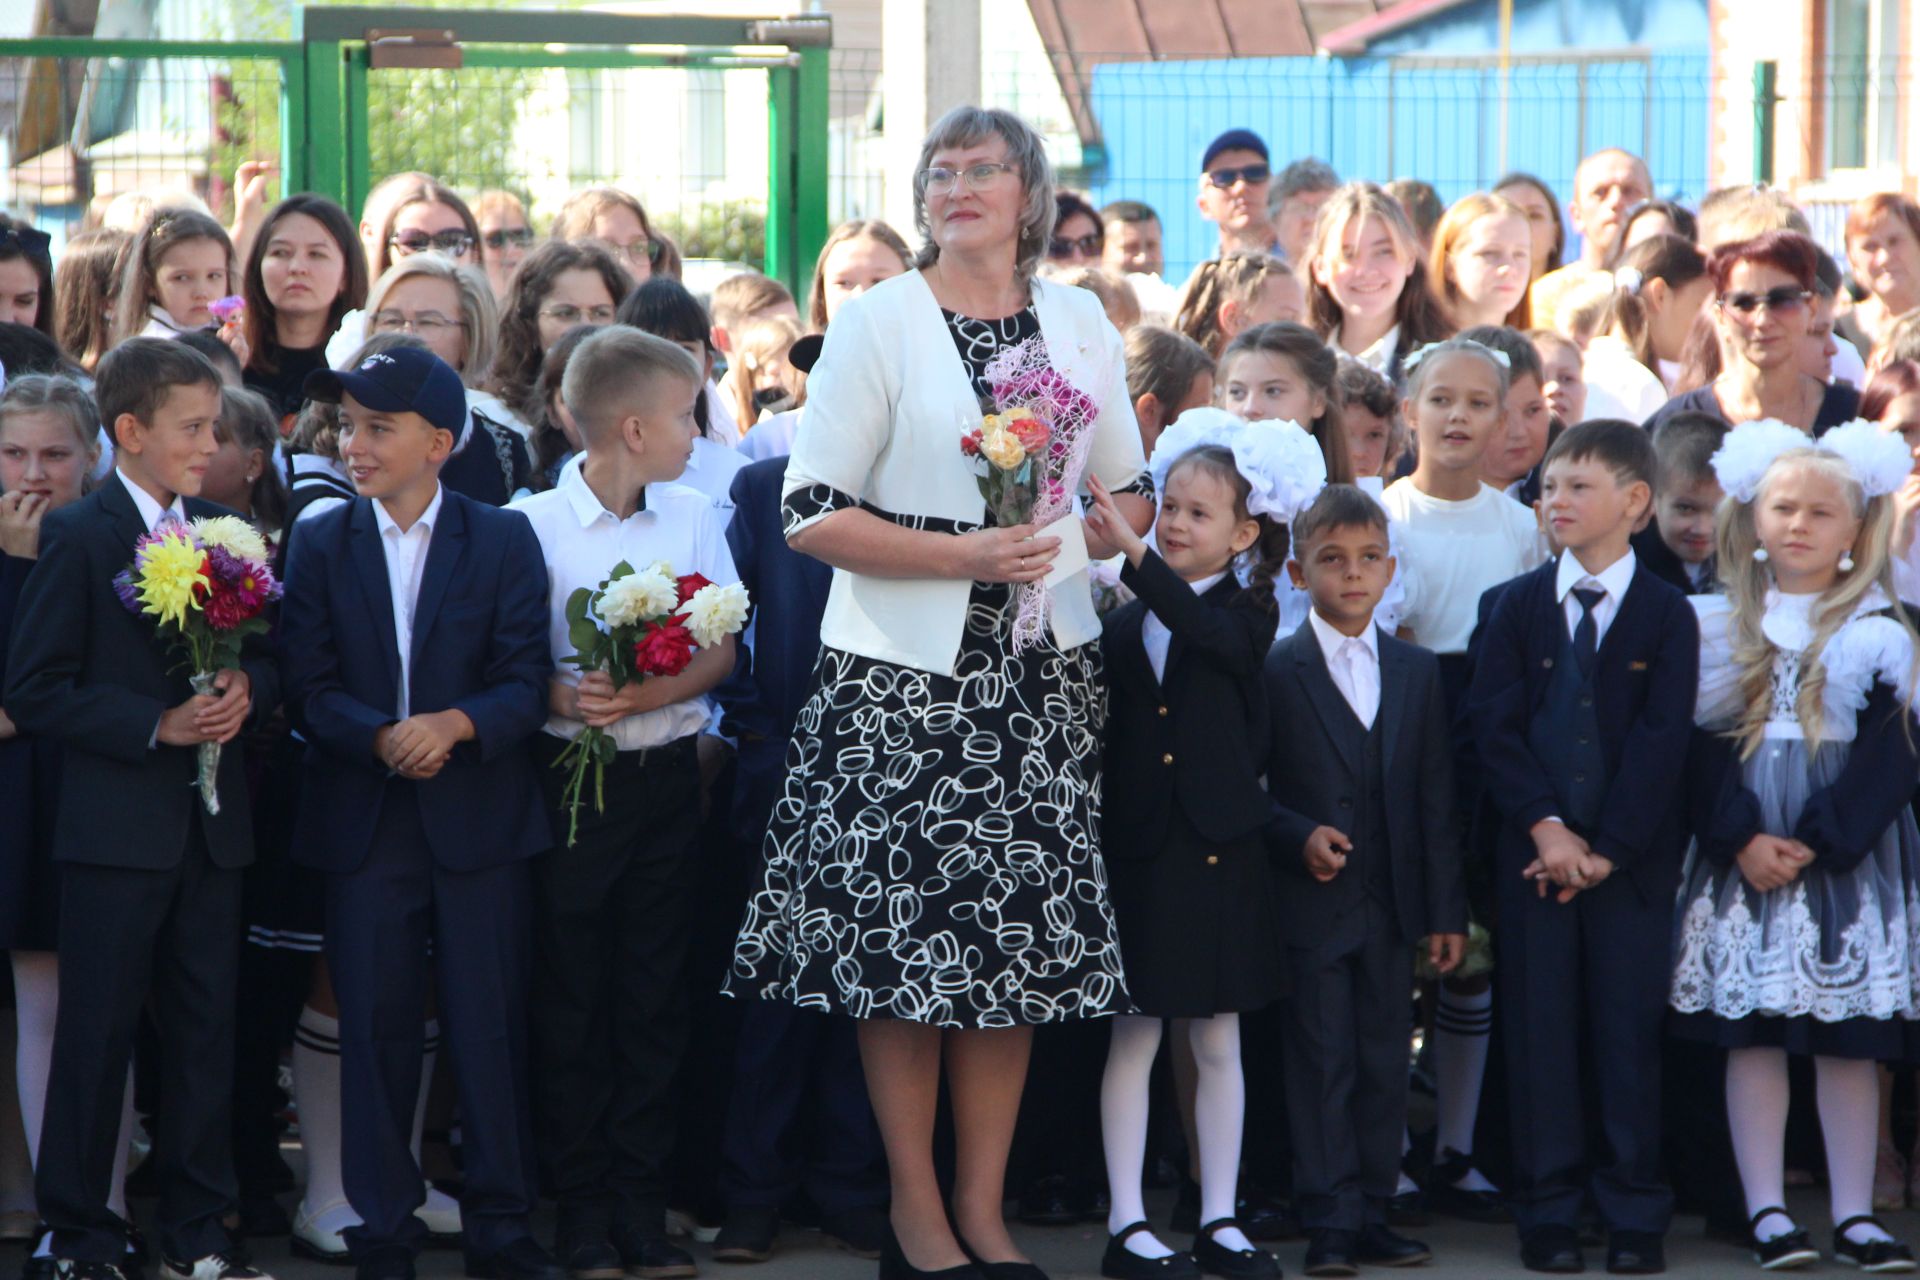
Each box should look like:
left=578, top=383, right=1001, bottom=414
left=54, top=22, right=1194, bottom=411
left=656, top=199, right=766, bottom=269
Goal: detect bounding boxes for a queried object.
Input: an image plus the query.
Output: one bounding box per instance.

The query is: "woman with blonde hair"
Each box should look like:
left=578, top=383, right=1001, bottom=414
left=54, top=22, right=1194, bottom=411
left=552, top=185, right=667, bottom=283
left=806, top=218, right=913, bottom=331
left=1302, top=182, right=1453, bottom=385
left=1429, top=192, right=1534, bottom=331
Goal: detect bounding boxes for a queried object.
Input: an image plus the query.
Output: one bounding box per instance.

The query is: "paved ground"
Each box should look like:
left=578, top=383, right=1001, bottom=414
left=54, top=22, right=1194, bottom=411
left=110, top=1187, right=1920, bottom=1280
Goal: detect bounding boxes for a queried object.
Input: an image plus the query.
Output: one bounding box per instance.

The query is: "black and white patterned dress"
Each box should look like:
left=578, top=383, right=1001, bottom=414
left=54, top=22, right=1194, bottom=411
left=725, top=307, right=1149, bottom=1028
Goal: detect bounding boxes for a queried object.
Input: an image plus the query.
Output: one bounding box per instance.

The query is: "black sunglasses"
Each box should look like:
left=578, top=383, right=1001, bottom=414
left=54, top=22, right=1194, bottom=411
left=1718, top=287, right=1811, bottom=316
left=390, top=229, right=475, bottom=257
left=0, top=226, right=52, bottom=257
left=1048, top=233, right=1103, bottom=259
left=1205, top=163, right=1271, bottom=190
left=482, top=227, right=534, bottom=251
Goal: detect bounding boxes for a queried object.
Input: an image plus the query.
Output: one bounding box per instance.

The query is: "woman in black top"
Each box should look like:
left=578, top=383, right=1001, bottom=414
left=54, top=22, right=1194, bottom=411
left=241, top=196, right=368, bottom=425
left=1645, top=231, right=1858, bottom=437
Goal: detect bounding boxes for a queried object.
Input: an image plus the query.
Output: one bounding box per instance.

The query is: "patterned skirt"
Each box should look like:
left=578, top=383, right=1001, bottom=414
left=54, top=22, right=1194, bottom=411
left=724, top=578, right=1130, bottom=1028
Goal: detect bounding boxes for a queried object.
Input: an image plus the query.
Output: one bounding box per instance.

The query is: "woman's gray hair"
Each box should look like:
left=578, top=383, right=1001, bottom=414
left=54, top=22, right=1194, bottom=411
left=364, top=252, right=499, bottom=387
left=912, top=105, right=1057, bottom=283
left=0, top=374, right=103, bottom=460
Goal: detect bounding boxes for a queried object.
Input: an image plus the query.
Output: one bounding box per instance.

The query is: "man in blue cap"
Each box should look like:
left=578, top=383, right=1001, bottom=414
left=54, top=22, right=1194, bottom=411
left=1198, top=128, right=1280, bottom=260
left=281, top=347, right=560, bottom=1280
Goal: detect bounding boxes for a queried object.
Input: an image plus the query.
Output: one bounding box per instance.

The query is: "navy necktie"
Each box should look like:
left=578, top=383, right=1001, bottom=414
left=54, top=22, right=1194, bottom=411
left=1573, top=586, right=1605, bottom=675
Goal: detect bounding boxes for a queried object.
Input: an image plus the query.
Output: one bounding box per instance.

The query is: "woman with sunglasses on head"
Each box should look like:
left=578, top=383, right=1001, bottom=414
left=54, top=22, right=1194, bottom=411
left=488, top=238, right=633, bottom=417
left=1646, top=231, right=1860, bottom=437
left=0, top=216, right=55, bottom=337
left=325, top=174, right=483, bottom=365
left=473, top=189, right=537, bottom=299
left=552, top=186, right=669, bottom=285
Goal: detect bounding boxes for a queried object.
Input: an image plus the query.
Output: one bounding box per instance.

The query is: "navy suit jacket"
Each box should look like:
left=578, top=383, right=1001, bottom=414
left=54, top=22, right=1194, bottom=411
left=1465, top=557, right=1699, bottom=901
left=4, top=476, right=279, bottom=869
left=716, top=456, right=833, bottom=840
left=278, top=490, right=553, bottom=873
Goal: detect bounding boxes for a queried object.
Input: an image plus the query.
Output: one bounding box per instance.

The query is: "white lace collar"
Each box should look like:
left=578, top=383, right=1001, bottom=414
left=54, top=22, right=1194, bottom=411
left=1761, top=583, right=1892, bottom=651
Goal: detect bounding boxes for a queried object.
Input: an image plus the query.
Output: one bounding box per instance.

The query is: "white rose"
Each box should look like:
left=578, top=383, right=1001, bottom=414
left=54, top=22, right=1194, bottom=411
left=189, top=514, right=269, bottom=565
left=684, top=581, right=750, bottom=648
left=599, top=566, right=678, bottom=627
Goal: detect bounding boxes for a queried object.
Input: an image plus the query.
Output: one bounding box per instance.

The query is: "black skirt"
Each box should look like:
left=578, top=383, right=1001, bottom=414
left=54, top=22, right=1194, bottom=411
left=1669, top=1008, right=1920, bottom=1062
left=1107, top=810, right=1287, bottom=1018
left=0, top=736, right=61, bottom=951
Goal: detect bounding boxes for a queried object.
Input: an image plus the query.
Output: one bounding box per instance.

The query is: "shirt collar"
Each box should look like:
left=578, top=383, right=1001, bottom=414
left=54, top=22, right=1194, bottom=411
left=1308, top=607, right=1379, bottom=663
left=1556, top=547, right=1637, bottom=604
left=560, top=456, right=651, bottom=528
left=116, top=468, right=185, bottom=532
left=374, top=484, right=444, bottom=538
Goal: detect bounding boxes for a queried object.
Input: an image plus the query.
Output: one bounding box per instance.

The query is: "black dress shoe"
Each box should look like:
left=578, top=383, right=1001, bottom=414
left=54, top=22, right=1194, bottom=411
left=355, top=1247, right=416, bottom=1280
left=1302, top=1229, right=1358, bottom=1278
left=1190, top=1221, right=1279, bottom=1280
left=466, top=1237, right=567, bottom=1280
left=607, top=1227, right=696, bottom=1280
left=1519, top=1225, right=1585, bottom=1274
left=876, top=1240, right=981, bottom=1280
left=817, top=1206, right=888, bottom=1260
left=1385, top=1191, right=1428, bottom=1228
left=1356, top=1225, right=1430, bottom=1267
left=1100, top=1224, right=1200, bottom=1280
left=1017, top=1177, right=1077, bottom=1228
left=1747, top=1207, right=1818, bottom=1270
left=1424, top=1152, right=1511, bottom=1225
left=1605, top=1231, right=1664, bottom=1275
left=556, top=1232, right=624, bottom=1280
left=1833, top=1215, right=1915, bottom=1273
left=711, top=1208, right=778, bottom=1264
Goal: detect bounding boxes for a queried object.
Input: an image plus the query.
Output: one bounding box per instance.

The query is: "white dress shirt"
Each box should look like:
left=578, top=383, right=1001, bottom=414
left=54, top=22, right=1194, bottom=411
left=1556, top=547, right=1637, bottom=647
left=1331, top=323, right=1402, bottom=378
left=510, top=462, right=738, bottom=751
left=373, top=485, right=444, bottom=719
left=118, top=468, right=187, bottom=531
left=1308, top=607, right=1381, bottom=729
left=1141, top=571, right=1225, bottom=683
left=556, top=438, right=745, bottom=515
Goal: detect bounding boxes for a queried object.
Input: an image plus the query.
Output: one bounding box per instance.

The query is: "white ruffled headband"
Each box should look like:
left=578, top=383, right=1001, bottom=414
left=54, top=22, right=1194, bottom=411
left=1710, top=418, right=1912, bottom=504
left=1400, top=338, right=1513, bottom=375
left=1147, top=407, right=1327, bottom=525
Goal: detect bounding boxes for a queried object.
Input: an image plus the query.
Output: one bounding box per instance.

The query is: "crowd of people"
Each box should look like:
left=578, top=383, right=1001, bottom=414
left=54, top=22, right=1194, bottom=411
left=2, top=97, right=1920, bottom=1280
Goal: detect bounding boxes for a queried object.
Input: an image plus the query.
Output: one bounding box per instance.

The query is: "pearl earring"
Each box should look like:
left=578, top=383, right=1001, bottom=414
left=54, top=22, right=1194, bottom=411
left=1840, top=552, right=1856, bottom=572
left=1752, top=547, right=1770, bottom=563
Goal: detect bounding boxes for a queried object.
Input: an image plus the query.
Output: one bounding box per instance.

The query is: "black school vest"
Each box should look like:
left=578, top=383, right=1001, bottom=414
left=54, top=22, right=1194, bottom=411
left=1525, top=623, right=1608, bottom=834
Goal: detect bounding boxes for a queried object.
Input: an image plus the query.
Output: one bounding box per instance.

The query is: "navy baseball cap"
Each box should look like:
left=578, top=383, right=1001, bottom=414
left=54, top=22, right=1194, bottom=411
left=303, top=347, right=467, bottom=435
left=1201, top=128, right=1270, bottom=172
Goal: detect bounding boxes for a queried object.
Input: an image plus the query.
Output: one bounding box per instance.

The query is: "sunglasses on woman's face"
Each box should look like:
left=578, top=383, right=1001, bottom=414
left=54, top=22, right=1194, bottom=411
left=1048, top=233, right=1103, bottom=260
left=482, top=227, right=534, bottom=251
left=1718, top=287, right=1811, bottom=316
left=390, top=229, right=475, bottom=258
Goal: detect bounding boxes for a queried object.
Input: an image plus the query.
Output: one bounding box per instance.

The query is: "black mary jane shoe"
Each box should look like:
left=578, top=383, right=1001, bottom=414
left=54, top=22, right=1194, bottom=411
left=877, top=1240, right=981, bottom=1280
left=1190, top=1221, right=1279, bottom=1280
left=1833, top=1215, right=1917, bottom=1273
left=1100, top=1224, right=1200, bottom=1280
left=1747, top=1208, right=1818, bottom=1271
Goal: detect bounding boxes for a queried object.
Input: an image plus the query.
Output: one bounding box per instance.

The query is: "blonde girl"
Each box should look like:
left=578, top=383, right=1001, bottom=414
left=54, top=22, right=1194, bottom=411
left=1670, top=422, right=1920, bottom=1272
left=1173, top=252, right=1301, bottom=358
left=112, top=209, right=238, bottom=348
left=1304, top=183, right=1452, bottom=386
left=1429, top=192, right=1534, bottom=331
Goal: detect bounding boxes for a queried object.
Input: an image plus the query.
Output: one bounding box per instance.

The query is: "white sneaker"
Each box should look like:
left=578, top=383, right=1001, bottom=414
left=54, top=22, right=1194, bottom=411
left=159, top=1254, right=271, bottom=1280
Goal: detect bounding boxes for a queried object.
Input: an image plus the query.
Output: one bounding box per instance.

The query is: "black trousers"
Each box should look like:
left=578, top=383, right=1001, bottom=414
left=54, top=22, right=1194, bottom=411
left=40, top=821, right=241, bottom=1263
left=1280, top=903, right=1411, bottom=1231
left=1498, top=862, right=1673, bottom=1238
left=530, top=735, right=701, bottom=1233
left=325, top=781, right=538, bottom=1259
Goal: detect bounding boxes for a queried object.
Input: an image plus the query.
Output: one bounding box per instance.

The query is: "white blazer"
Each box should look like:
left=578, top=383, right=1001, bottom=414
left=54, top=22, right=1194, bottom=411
left=785, top=269, right=1147, bottom=676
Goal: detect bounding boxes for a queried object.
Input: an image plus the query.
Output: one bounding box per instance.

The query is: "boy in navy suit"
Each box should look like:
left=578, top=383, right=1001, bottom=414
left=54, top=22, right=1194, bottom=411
left=509, top=327, right=741, bottom=1279
left=279, top=348, right=559, bottom=1280
left=7, top=339, right=278, bottom=1280
left=1466, top=420, right=1699, bottom=1276
left=1264, top=485, right=1467, bottom=1277
left=1631, top=411, right=1727, bottom=596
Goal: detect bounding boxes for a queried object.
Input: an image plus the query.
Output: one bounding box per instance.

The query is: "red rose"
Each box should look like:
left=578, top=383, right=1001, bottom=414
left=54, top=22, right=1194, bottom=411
left=1007, top=415, right=1050, bottom=455
left=960, top=429, right=983, bottom=458
left=633, top=619, right=696, bottom=676
left=675, top=572, right=713, bottom=608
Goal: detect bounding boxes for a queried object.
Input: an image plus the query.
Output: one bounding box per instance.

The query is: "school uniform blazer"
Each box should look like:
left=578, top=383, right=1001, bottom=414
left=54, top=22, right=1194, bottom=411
left=1100, top=551, right=1277, bottom=860
left=783, top=270, right=1147, bottom=676
left=3, top=479, right=280, bottom=870
left=1263, top=623, right=1466, bottom=948
left=278, top=491, right=553, bottom=874
left=1464, top=559, right=1699, bottom=901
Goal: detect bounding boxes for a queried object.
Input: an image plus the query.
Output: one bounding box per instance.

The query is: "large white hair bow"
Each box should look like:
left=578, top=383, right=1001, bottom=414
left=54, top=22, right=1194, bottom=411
left=1711, top=417, right=1912, bottom=503
left=1147, top=409, right=1328, bottom=524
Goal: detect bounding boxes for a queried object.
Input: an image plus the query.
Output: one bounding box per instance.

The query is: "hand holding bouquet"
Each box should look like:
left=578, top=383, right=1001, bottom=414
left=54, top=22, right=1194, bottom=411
left=552, top=560, right=749, bottom=846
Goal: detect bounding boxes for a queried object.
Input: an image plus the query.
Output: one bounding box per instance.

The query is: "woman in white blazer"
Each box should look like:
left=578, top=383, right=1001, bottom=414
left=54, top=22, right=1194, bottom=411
left=726, top=105, right=1153, bottom=1280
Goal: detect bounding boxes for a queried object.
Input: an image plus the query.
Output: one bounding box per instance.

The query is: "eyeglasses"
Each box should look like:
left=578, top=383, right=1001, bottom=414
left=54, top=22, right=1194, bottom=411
left=539, top=303, right=617, bottom=325
left=482, top=227, right=535, bottom=251
left=1205, top=163, right=1271, bottom=190
left=917, top=162, right=1017, bottom=197
left=1048, top=233, right=1103, bottom=260
left=370, top=310, right=466, bottom=336
left=389, top=230, right=475, bottom=259
left=1718, top=287, right=1811, bottom=316
left=609, top=238, right=665, bottom=269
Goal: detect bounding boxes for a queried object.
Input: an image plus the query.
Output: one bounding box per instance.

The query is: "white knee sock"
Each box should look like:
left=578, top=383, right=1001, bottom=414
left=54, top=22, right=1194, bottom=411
left=1189, top=1016, right=1252, bottom=1254
left=0, top=1017, right=35, bottom=1215
left=293, top=1007, right=357, bottom=1232
left=1727, top=1047, right=1792, bottom=1237
left=1432, top=985, right=1494, bottom=1191
left=1817, top=1056, right=1894, bottom=1244
left=1101, top=1016, right=1173, bottom=1258
left=12, top=953, right=57, bottom=1170
left=414, top=1022, right=457, bottom=1218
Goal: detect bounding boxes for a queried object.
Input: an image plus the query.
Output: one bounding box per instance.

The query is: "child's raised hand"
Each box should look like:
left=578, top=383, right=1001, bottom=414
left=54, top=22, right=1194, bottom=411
left=1084, top=475, right=1146, bottom=565
left=1303, top=825, right=1351, bottom=881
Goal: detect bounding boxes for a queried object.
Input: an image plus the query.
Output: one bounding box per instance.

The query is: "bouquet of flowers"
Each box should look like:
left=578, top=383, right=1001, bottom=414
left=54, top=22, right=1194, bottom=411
left=955, top=334, right=1103, bottom=651
left=113, top=515, right=280, bottom=814
left=552, top=560, right=749, bottom=846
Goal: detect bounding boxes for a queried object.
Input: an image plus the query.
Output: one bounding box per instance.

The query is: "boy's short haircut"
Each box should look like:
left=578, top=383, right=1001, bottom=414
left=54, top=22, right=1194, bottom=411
left=95, top=337, right=221, bottom=446
left=1542, top=418, right=1656, bottom=490
left=561, top=324, right=703, bottom=440
left=176, top=330, right=244, bottom=384
left=1100, top=199, right=1160, bottom=229
left=709, top=272, right=795, bottom=332
left=1457, top=324, right=1545, bottom=387
left=1650, top=410, right=1729, bottom=492
left=1291, top=483, right=1390, bottom=555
